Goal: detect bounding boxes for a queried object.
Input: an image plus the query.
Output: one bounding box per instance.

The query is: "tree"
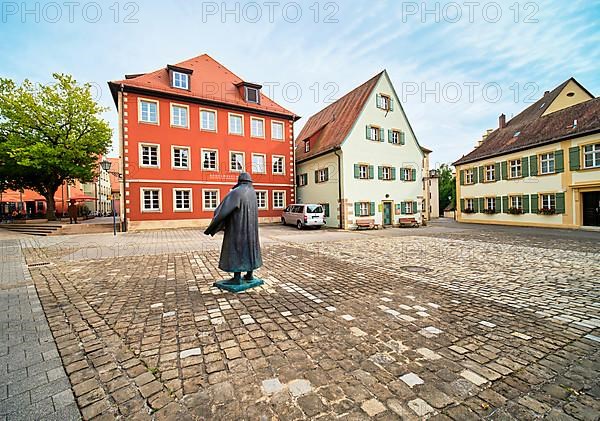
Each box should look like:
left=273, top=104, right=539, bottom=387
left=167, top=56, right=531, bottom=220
left=438, top=164, right=456, bottom=211
left=0, top=74, right=112, bottom=220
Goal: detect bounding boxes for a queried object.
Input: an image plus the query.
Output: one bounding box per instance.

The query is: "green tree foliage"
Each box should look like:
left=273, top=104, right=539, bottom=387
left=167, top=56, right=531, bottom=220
left=438, top=164, right=456, bottom=211
left=0, top=74, right=112, bottom=220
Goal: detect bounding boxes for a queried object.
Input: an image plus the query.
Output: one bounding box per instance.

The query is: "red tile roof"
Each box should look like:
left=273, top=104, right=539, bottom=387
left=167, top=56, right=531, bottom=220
left=454, top=78, right=600, bottom=166
left=295, top=72, right=383, bottom=162
left=109, top=54, right=298, bottom=118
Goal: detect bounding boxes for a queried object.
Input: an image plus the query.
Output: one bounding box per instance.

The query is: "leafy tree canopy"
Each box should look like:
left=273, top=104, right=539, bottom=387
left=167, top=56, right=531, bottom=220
left=0, top=73, right=112, bottom=219
left=438, top=164, right=456, bottom=211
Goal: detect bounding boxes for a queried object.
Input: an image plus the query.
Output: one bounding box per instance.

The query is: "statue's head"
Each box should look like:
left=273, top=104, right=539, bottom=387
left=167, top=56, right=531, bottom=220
left=237, top=172, right=253, bottom=184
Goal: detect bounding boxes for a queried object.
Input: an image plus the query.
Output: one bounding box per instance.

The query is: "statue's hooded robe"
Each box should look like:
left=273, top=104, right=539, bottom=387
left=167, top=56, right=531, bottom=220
left=204, top=172, right=263, bottom=273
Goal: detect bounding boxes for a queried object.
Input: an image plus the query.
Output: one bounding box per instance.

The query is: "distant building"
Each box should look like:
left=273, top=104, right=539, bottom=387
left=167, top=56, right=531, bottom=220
left=295, top=71, right=425, bottom=229
left=454, top=78, right=600, bottom=229
left=82, top=157, right=112, bottom=215
left=422, top=147, right=440, bottom=220
left=109, top=54, right=299, bottom=231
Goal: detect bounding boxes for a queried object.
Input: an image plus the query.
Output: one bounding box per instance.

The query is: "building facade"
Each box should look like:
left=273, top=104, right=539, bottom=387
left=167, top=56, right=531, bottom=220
left=82, top=159, right=112, bottom=215
left=109, top=54, right=298, bottom=230
left=454, top=78, right=600, bottom=229
left=295, top=71, right=425, bottom=229
left=421, top=148, right=440, bottom=220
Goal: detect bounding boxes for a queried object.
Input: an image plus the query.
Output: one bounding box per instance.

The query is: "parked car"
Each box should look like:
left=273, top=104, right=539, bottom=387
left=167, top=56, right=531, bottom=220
left=281, top=204, right=326, bottom=229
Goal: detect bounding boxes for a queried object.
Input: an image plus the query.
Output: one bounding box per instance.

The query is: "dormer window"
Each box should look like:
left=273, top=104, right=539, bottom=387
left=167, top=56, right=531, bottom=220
left=173, top=72, right=189, bottom=89
left=304, top=141, right=310, bottom=153
left=245, top=87, right=259, bottom=104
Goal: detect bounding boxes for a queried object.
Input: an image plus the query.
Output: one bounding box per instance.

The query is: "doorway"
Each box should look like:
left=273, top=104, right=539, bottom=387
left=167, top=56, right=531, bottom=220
left=582, top=191, right=600, bottom=226
left=383, top=202, right=392, bottom=226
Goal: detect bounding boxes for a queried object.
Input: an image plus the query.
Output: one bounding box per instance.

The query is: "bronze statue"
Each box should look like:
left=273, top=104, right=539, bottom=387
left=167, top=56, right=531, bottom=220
left=204, top=172, right=263, bottom=291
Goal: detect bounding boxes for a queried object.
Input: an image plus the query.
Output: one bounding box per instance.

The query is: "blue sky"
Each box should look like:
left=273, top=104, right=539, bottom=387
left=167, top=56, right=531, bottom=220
left=1, top=0, right=599, bottom=166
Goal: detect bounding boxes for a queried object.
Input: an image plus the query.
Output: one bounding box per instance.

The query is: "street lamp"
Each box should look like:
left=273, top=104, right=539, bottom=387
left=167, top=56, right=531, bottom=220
left=100, top=159, right=121, bottom=236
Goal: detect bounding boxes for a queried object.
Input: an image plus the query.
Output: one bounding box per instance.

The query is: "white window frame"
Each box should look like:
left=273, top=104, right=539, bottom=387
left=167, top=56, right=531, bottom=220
left=138, top=98, right=159, bottom=124
left=317, top=168, right=328, bottom=183
left=200, top=108, right=217, bottom=132
left=201, top=149, right=218, bottom=171
left=297, top=173, right=308, bottom=186
left=271, top=120, right=284, bottom=141
left=272, top=190, right=286, bottom=209
left=255, top=190, right=268, bottom=210
left=391, top=130, right=401, bottom=144
left=251, top=153, right=266, bottom=174
left=304, top=141, right=310, bottom=153
left=170, top=103, right=189, bottom=129
left=404, top=202, right=414, bottom=214
left=540, top=152, right=555, bottom=174
left=583, top=143, right=600, bottom=168
left=403, top=168, right=412, bottom=181
left=485, top=164, right=495, bottom=182
left=510, top=195, right=522, bottom=210
left=382, top=166, right=391, bottom=180
left=359, top=165, right=369, bottom=179
left=272, top=155, right=285, bottom=175
left=369, top=126, right=380, bottom=141
left=230, top=151, right=245, bottom=172
left=466, top=198, right=474, bottom=211
left=509, top=159, right=522, bottom=178
left=172, top=71, right=189, bottom=89
left=359, top=202, right=370, bottom=216
left=245, top=86, right=259, bottom=104
left=202, top=189, right=220, bottom=211
left=465, top=169, right=474, bottom=184
left=540, top=193, right=556, bottom=210
left=140, top=188, right=162, bottom=213
left=139, top=143, right=160, bottom=168
left=486, top=197, right=496, bottom=211
left=250, top=117, right=265, bottom=138
left=173, top=188, right=192, bottom=212
left=171, top=145, right=190, bottom=170
left=228, top=113, right=244, bottom=135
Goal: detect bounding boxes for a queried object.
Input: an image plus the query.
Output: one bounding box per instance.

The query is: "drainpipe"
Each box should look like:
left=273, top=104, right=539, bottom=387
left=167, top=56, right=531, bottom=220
left=334, top=147, right=342, bottom=229
left=120, top=84, right=128, bottom=232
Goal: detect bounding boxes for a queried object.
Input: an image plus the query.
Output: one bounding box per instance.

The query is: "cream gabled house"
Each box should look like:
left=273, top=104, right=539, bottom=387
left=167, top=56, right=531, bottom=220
left=295, top=71, right=426, bottom=229
left=454, top=78, right=600, bottom=229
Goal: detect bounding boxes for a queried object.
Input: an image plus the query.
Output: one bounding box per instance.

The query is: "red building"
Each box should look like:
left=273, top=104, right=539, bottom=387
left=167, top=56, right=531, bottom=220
left=108, top=54, right=299, bottom=230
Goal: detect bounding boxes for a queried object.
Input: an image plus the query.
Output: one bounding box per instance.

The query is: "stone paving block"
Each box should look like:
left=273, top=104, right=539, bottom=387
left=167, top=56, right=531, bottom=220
left=288, top=379, right=312, bottom=397
left=408, top=397, right=435, bottom=417
left=460, top=370, right=487, bottom=386
left=361, top=398, right=386, bottom=417
left=400, top=373, right=424, bottom=388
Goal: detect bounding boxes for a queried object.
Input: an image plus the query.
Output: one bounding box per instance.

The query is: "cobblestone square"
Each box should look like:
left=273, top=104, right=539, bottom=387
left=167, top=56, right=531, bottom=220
left=1, top=221, right=599, bottom=420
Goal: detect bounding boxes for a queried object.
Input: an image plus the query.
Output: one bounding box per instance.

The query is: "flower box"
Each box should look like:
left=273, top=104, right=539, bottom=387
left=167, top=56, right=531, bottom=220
left=508, top=207, right=523, bottom=215
left=539, top=208, right=555, bottom=215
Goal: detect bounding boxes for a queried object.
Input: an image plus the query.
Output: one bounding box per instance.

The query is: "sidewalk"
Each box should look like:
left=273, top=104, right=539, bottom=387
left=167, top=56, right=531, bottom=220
left=0, top=239, right=80, bottom=420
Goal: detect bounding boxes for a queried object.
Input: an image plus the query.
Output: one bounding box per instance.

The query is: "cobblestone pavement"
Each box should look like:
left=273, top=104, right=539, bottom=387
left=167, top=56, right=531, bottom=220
left=5, top=222, right=600, bottom=420
left=0, top=240, right=80, bottom=420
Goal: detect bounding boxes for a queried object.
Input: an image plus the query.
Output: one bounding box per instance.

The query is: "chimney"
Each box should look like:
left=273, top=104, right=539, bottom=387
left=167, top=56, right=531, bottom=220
left=544, top=90, right=550, bottom=96
left=499, top=113, right=506, bottom=129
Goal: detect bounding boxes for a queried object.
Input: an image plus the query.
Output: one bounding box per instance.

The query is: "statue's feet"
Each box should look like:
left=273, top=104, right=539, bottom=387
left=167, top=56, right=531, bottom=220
left=243, top=275, right=254, bottom=282
left=229, top=276, right=243, bottom=285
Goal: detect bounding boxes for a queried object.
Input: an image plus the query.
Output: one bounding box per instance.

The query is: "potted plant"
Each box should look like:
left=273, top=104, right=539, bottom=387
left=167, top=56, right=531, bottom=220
left=508, top=207, right=523, bottom=215
left=462, top=208, right=475, bottom=214
left=483, top=208, right=495, bottom=214
left=539, top=207, right=555, bottom=215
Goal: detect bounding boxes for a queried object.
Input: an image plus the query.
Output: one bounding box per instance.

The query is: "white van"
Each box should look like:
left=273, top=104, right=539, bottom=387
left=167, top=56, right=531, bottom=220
left=281, top=204, right=326, bottom=229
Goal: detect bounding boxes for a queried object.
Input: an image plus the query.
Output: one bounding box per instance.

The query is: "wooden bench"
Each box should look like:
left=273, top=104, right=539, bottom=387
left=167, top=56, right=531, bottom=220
left=398, top=218, right=419, bottom=228
left=355, top=218, right=379, bottom=230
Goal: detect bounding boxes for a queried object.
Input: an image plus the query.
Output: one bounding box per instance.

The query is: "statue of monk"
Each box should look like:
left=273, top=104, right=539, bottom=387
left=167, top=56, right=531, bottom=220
left=204, top=172, right=263, bottom=284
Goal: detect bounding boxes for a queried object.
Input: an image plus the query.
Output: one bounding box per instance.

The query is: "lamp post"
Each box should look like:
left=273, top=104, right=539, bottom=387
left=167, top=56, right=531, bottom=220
left=100, top=159, right=121, bottom=236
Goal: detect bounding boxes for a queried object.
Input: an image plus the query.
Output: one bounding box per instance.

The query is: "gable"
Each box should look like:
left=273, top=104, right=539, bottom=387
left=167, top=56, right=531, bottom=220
left=542, top=79, right=594, bottom=116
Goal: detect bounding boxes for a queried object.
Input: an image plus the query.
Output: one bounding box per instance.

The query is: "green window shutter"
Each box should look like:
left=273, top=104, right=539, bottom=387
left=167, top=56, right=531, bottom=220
left=378, top=166, right=383, bottom=180
left=354, top=164, right=360, bottom=179
left=411, top=168, right=417, bottom=181
left=413, top=201, right=418, bottom=214
left=473, top=198, right=479, bottom=213
left=478, top=166, right=484, bottom=183
left=495, top=196, right=501, bottom=213
left=459, top=170, right=465, bottom=185
left=389, top=98, right=394, bottom=111
left=400, top=132, right=405, bottom=145
left=556, top=192, right=565, bottom=214
left=473, top=168, right=479, bottom=184
left=379, top=128, right=385, bottom=142
left=388, top=129, right=393, bottom=143
left=368, top=165, right=374, bottom=179
left=399, top=168, right=405, bottom=181
left=479, top=197, right=485, bottom=212
left=460, top=199, right=465, bottom=212
left=494, top=162, right=500, bottom=181
left=323, top=204, right=330, bottom=218
left=354, top=202, right=361, bottom=216
left=376, top=94, right=381, bottom=108
left=314, top=171, right=318, bottom=183
left=400, top=202, right=406, bottom=215
left=555, top=150, right=564, bottom=173
left=569, top=146, right=580, bottom=170
left=369, top=202, right=375, bottom=216
left=324, top=168, right=329, bottom=181
left=531, top=194, right=539, bottom=213
left=391, top=167, right=396, bottom=180
left=365, top=125, right=371, bottom=139
left=523, top=194, right=530, bottom=213
left=522, top=157, right=529, bottom=177
left=502, top=196, right=509, bottom=213
left=501, top=161, right=508, bottom=180
left=529, top=155, right=538, bottom=176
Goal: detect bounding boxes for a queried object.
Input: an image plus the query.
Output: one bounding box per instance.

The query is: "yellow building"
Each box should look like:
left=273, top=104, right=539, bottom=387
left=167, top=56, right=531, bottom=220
left=454, top=78, right=600, bottom=229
